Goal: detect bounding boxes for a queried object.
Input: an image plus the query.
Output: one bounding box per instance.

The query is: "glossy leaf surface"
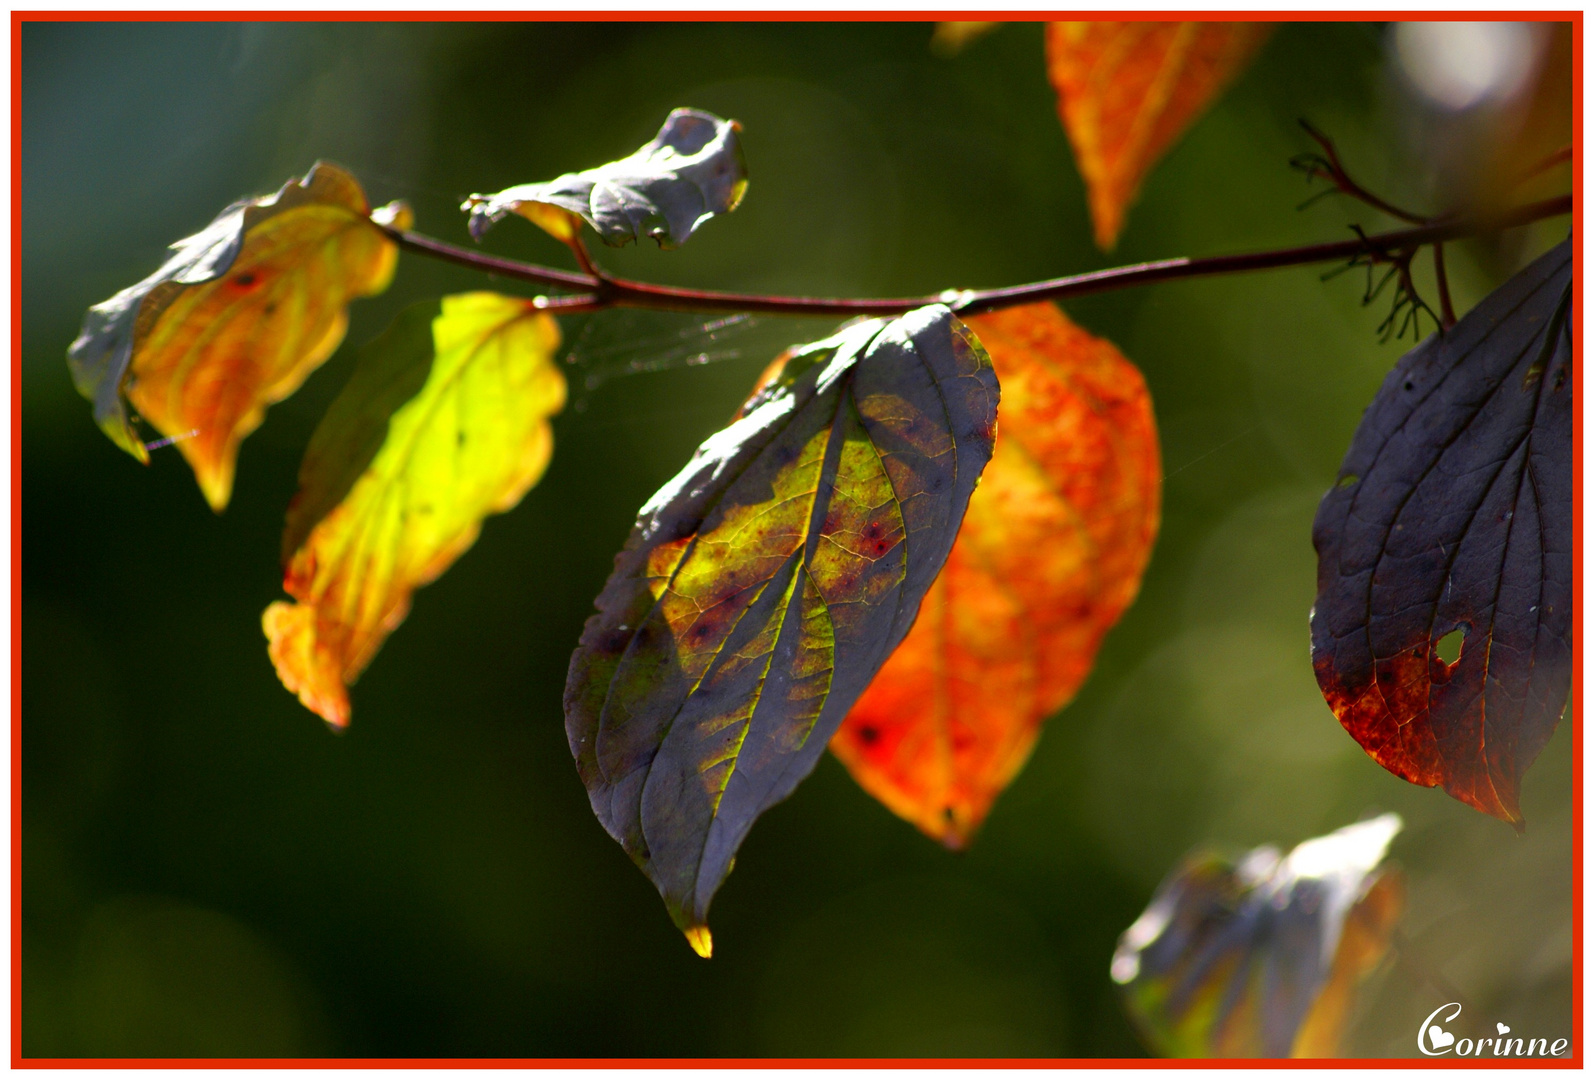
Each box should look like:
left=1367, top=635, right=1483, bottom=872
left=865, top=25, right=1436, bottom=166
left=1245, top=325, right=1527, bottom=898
left=1112, top=814, right=1404, bottom=1058
left=832, top=303, right=1160, bottom=848
left=1312, top=241, right=1572, bottom=826
left=66, top=162, right=409, bottom=510
left=465, top=108, right=747, bottom=249
left=265, top=293, right=564, bottom=729
left=565, top=306, right=999, bottom=952
left=1045, top=22, right=1272, bottom=249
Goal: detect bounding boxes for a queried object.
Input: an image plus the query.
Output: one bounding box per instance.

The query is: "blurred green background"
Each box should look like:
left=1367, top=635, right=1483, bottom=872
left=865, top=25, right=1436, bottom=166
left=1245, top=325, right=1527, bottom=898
left=21, top=20, right=1573, bottom=1058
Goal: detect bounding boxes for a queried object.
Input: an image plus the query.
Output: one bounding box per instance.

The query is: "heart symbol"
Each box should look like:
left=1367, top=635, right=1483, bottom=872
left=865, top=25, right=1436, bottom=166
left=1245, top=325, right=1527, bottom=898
left=1498, top=1023, right=1511, bottom=1035
left=1429, top=1025, right=1456, bottom=1049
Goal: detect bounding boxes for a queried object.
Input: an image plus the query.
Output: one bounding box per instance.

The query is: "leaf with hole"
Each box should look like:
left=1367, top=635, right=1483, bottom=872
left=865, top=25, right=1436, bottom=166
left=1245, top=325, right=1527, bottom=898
left=1112, top=814, right=1404, bottom=1058
left=564, top=306, right=998, bottom=954
left=1045, top=22, right=1272, bottom=249
left=265, top=293, right=565, bottom=729
left=464, top=108, right=747, bottom=249
left=831, top=302, right=1160, bottom=848
left=1311, top=240, right=1572, bottom=826
left=66, top=162, right=410, bottom=510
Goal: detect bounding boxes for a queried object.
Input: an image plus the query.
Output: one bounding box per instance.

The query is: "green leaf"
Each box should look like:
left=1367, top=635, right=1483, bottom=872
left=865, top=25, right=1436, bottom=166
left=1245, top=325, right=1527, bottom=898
left=264, top=293, right=565, bottom=729
left=564, top=305, right=999, bottom=955
left=464, top=108, right=748, bottom=249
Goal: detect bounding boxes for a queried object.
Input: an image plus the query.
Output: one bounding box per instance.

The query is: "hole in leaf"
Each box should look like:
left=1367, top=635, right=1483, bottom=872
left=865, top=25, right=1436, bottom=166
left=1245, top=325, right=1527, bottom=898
left=1434, top=628, right=1465, bottom=666
left=1337, top=474, right=1359, bottom=489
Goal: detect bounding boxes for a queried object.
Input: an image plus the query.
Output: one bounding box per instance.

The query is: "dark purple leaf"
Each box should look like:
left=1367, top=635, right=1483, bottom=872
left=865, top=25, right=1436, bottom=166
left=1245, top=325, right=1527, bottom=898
left=564, top=306, right=999, bottom=954
left=1311, top=239, right=1572, bottom=824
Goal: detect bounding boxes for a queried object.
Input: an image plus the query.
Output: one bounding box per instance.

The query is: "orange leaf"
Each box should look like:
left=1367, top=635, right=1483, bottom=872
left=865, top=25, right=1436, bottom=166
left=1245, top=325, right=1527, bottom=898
left=67, top=162, right=409, bottom=510
left=831, top=302, right=1160, bottom=847
left=1045, top=22, right=1272, bottom=249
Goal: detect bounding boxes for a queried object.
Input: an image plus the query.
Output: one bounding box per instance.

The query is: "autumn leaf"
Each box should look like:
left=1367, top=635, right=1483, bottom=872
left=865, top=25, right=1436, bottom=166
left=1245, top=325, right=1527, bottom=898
left=1112, top=814, right=1404, bottom=1058
left=66, top=161, right=410, bottom=511
left=1311, top=240, right=1571, bottom=826
left=1045, top=22, right=1273, bottom=249
left=564, top=307, right=998, bottom=955
left=464, top=108, right=747, bottom=249
left=831, top=302, right=1159, bottom=848
left=264, top=293, right=565, bottom=729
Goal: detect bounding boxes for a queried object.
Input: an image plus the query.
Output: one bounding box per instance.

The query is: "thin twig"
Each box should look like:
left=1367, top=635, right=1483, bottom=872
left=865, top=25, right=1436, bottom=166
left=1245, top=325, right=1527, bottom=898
left=375, top=194, right=1570, bottom=319
left=1293, top=120, right=1431, bottom=226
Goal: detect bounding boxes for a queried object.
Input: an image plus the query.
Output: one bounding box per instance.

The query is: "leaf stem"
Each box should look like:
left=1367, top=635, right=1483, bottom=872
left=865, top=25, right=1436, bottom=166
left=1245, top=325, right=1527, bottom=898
left=1432, top=241, right=1457, bottom=329
left=378, top=194, right=1570, bottom=319
left=566, top=234, right=603, bottom=280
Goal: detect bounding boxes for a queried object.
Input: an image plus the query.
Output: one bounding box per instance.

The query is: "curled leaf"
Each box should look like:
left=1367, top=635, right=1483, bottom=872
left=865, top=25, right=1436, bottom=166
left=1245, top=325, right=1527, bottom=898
left=66, top=161, right=409, bottom=510
left=832, top=303, right=1160, bottom=848
left=1311, top=240, right=1572, bottom=826
left=265, top=293, right=564, bottom=729
left=564, top=306, right=998, bottom=952
left=464, top=108, right=747, bottom=249
left=1112, top=814, right=1405, bottom=1058
left=1045, top=22, right=1272, bottom=249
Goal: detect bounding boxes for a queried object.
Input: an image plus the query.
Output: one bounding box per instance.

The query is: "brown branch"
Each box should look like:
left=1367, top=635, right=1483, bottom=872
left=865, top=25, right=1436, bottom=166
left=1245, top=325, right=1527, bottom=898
left=384, top=228, right=599, bottom=291
left=377, top=194, right=1571, bottom=319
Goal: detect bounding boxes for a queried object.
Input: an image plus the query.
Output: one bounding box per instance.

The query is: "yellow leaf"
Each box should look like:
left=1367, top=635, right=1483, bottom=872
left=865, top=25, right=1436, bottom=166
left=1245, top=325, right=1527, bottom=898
left=264, top=293, right=565, bottom=728
left=1045, top=22, right=1272, bottom=249
left=67, top=161, right=409, bottom=510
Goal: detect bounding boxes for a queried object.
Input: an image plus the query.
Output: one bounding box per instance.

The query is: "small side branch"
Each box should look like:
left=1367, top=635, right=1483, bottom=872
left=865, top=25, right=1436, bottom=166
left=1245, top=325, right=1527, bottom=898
left=1292, top=120, right=1431, bottom=225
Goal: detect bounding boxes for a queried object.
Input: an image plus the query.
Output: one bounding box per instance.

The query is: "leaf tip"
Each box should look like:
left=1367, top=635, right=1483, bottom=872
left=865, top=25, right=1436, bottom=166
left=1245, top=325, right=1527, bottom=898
left=939, top=825, right=974, bottom=852
left=101, top=415, right=152, bottom=466
left=1090, top=193, right=1125, bottom=251
left=263, top=601, right=353, bottom=730
left=195, top=458, right=235, bottom=514
left=683, top=924, right=713, bottom=958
